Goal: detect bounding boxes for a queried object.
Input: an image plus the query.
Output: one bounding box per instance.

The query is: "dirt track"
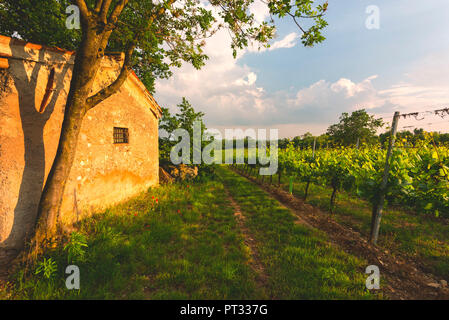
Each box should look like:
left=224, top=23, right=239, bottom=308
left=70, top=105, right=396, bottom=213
left=223, top=188, right=272, bottom=298
left=232, top=167, right=449, bottom=300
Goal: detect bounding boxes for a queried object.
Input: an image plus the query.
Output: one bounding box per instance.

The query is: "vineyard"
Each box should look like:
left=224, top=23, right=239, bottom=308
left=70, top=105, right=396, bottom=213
left=230, top=137, right=449, bottom=286
left=241, top=136, right=449, bottom=220
left=3, top=146, right=449, bottom=299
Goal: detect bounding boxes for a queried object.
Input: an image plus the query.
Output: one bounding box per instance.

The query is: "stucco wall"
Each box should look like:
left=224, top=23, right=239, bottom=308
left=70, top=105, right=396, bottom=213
left=0, top=36, right=160, bottom=265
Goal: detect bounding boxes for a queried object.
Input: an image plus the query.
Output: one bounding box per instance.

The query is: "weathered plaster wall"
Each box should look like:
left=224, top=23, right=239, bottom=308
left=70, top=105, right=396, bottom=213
left=0, top=36, right=160, bottom=265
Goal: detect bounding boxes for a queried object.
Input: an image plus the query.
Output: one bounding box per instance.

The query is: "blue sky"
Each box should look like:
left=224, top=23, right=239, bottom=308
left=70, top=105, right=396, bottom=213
left=155, top=0, right=449, bottom=138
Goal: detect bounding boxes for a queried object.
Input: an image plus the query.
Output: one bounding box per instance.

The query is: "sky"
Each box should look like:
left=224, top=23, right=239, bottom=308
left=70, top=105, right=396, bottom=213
left=154, top=0, right=449, bottom=138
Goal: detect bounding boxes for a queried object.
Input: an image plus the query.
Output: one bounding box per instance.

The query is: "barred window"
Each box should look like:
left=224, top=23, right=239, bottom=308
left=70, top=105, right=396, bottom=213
left=113, top=127, right=129, bottom=144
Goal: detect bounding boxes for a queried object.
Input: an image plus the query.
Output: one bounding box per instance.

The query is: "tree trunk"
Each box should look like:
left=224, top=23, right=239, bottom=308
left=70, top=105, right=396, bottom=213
left=34, top=28, right=104, bottom=242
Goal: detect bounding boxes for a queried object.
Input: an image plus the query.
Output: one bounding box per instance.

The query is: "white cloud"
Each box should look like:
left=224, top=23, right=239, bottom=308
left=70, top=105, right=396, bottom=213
left=156, top=65, right=383, bottom=136
left=154, top=8, right=449, bottom=138
left=248, top=32, right=300, bottom=53
left=286, top=76, right=383, bottom=123
left=330, top=75, right=378, bottom=97
left=235, top=72, right=257, bottom=86
left=376, top=57, right=449, bottom=112
left=249, top=0, right=270, bottom=24
left=269, top=32, right=300, bottom=51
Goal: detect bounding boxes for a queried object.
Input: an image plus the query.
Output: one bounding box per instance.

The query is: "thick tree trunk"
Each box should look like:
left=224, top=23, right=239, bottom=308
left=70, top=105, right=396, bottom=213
left=34, top=29, right=104, bottom=242
left=29, top=0, right=143, bottom=251
left=35, top=105, right=85, bottom=237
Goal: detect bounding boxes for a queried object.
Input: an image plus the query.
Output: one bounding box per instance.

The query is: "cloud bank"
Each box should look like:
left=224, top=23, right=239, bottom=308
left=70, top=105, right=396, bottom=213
left=154, top=6, right=449, bottom=137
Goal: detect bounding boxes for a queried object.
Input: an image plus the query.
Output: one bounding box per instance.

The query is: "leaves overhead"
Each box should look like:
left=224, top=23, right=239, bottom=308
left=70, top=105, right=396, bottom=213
left=0, top=0, right=329, bottom=93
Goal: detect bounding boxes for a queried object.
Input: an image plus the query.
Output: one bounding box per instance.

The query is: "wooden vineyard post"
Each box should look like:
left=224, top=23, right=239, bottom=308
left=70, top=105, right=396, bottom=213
left=370, top=111, right=400, bottom=245
left=305, top=137, right=317, bottom=200
left=289, top=177, right=293, bottom=194
left=312, top=137, right=317, bottom=158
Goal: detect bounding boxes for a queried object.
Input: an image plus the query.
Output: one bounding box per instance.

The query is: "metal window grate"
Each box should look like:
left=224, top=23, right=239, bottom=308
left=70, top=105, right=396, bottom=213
left=113, top=127, right=129, bottom=144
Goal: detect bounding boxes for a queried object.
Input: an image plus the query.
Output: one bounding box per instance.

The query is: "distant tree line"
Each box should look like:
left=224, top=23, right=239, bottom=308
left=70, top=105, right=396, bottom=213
left=169, top=108, right=449, bottom=153
left=379, top=128, right=449, bottom=147
left=265, top=109, right=449, bottom=150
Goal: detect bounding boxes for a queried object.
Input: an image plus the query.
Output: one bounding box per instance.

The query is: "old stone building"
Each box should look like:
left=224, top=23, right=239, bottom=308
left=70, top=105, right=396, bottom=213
left=0, top=35, right=162, bottom=265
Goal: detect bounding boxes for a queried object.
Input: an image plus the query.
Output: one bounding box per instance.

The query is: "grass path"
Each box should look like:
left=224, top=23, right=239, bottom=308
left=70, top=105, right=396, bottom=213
left=223, top=189, right=270, bottom=297
left=2, top=167, right=379, bottom=299
left=217, top=166, right=376, bottom=299
left=1, top=179, right=260, bottom=299
left=232, top=165, right=449, bottom=299
left=261, top=168, right=449, bottom=281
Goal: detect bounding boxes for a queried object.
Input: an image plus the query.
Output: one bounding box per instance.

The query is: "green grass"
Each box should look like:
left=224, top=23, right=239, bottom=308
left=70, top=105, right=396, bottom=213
left=217, top=166, right=379, bottom=299
left=1, top=179, right=259, bottom=299
left=1, top=167, right=382, bottom=300
left=247, top=168, right=449, bottom=280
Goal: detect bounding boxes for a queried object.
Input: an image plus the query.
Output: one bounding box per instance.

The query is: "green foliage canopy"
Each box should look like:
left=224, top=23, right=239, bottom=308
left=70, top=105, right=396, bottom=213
left=327, top=109, right=384, bottom=146
left=0, top=0, right=329, bottom=93
left=159, top=97, right=207, bottom=166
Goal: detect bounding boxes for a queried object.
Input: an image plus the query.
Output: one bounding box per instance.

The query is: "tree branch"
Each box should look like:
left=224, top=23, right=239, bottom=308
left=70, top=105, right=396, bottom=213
left=74, top=0, right=90, bottom=18
left=142, top=0, right=176, bottom=29
left=109, top=0, right=129, bottom=24
left=86, top=43, right=135, bottom=108
left=98, top=0, right=129, bottom=51
left=94, top=0, right=104, bottom=13
left=100, top=0, right=113, bottom=23
left=287, top=12, right=306, bottom=34
left=87, top=0, right=177, bottom=108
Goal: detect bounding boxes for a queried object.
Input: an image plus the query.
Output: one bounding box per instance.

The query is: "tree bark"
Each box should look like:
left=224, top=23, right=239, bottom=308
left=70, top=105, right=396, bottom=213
left=34, top=22, right=106, bottom=242
left=31, top=0, right=163, bottom=248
